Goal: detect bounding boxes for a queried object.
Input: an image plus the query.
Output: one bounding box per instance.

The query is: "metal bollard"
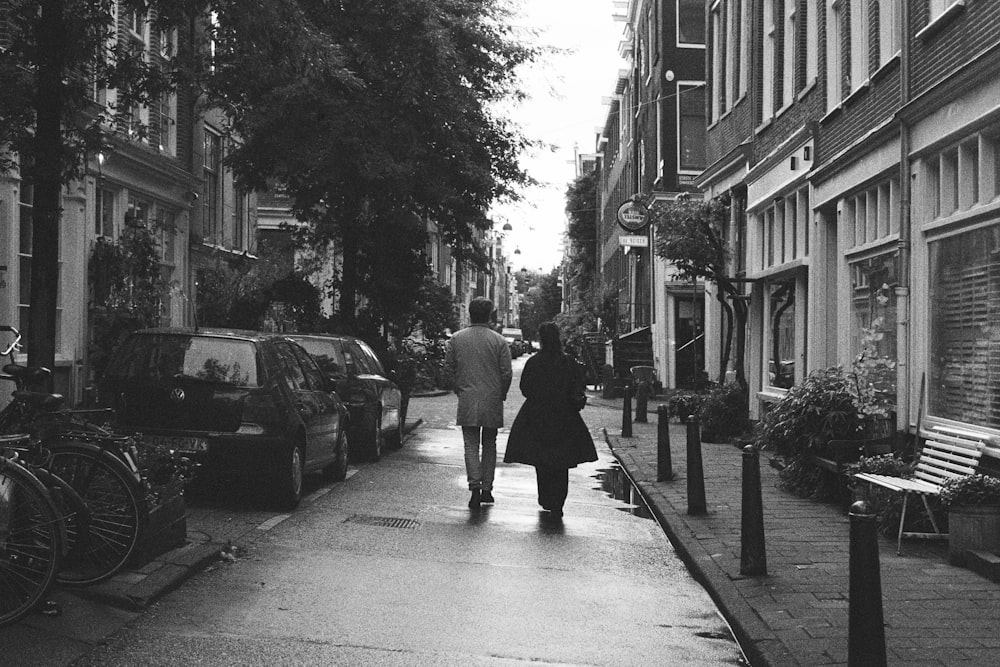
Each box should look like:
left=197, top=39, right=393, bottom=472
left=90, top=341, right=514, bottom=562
left=656, top=405, right=672, bottom=482
left=634, top=381, right=649, bottom=423
left=686, top=416, right=706, bottom=515
left=621, top=382, right=633, bottom=437
left=848, top=501, right=887, bottom=666
left=740, top=445, right=767, bottom=575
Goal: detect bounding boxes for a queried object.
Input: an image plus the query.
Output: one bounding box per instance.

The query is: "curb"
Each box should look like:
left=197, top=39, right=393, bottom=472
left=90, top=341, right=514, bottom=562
left=603, top=428, right=798, bottom=667
left=70, top=540, right=224, bottom=612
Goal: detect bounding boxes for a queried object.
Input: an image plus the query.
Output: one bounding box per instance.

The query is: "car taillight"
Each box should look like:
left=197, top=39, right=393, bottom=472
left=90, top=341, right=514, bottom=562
left=238, top=393, right=282, bottom=434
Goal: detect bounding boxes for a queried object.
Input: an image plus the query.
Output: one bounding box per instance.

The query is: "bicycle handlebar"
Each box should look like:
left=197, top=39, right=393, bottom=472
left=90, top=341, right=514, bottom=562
left=1, top=325, right=21, bottom=358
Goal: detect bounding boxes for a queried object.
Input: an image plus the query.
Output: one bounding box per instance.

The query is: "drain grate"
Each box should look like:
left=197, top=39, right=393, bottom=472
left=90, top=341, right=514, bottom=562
left=344, top=514, right=420, bottom=529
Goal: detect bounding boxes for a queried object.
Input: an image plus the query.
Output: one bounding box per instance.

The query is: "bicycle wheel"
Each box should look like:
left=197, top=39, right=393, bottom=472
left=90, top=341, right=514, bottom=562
left=32, top=467, right=92, bottom=565
left=0, top=458, right=63, bottom=628
left=47, top=443, right=147, bottom=586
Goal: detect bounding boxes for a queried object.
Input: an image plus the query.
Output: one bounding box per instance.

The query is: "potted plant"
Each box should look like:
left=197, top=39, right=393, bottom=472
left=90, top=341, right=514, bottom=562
left=939, top=474, right=1000, bottom=566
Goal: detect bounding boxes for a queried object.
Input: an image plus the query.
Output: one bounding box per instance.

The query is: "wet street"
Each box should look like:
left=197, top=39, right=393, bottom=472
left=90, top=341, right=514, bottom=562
left=73, top=355, right=745, bottom=666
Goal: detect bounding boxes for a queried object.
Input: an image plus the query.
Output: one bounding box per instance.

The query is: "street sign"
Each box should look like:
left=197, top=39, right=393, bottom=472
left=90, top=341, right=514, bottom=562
left=616, top=199, right=650, bottom=232
left=619, top=234, right=649, bottom=247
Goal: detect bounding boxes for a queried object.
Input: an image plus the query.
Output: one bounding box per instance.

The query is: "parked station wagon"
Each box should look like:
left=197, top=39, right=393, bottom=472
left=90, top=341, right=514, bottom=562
left=98, top=328, right=350, bottom=509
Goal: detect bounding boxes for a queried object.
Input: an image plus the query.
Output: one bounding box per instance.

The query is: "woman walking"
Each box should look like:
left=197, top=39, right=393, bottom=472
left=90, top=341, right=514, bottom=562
left=504, top=322, right=598, bottom=518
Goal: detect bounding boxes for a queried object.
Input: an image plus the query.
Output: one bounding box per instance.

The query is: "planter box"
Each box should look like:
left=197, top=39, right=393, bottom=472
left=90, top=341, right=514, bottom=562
left=949, top=505, right=1000, bottom=566
left=133, top=479, right=187, bottom=565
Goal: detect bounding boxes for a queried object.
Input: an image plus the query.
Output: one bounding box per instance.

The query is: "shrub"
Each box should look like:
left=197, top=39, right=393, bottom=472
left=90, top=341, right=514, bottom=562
left=666, top=390, right=704, bottom=422
left=753, top=366, right=868, bottom=459
left=699, top=382, right=750, bottom=442
left=939, top=474, right=1000, bottom=509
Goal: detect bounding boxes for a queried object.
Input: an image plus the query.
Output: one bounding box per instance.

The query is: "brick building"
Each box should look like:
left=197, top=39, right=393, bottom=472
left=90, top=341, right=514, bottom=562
left=595, top=0, right=708, bottom=389
left=698, top=0, right=1000, bottom=448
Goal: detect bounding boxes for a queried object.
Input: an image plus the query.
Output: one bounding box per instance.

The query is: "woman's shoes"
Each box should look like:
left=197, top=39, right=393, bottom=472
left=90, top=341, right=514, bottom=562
left=481, top=490, right=495, bottom=504
left=468, top=489, right=481, bottom=508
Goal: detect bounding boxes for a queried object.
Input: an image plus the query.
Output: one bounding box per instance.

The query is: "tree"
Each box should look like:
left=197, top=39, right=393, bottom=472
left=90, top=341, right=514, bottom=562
left=0, top=0, right=187, bottom=383
left=651, top=193, right=747, bottom=389
left=518, top=269, right=562, bottom=340
left=563, top=170, right=598, bottom=309
left=206, top=0, right=538, bottom=332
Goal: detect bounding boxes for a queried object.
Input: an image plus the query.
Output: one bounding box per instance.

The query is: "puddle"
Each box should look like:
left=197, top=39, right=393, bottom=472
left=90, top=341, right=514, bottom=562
left=594, top=465, right=655, bottom=519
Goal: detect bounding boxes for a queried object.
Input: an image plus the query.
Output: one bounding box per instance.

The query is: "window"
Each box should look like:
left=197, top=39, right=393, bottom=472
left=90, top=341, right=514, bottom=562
left=924, top=128, right=1000, bottom=221
left=156, top=92, right=177, bottom=155
left=738, top=0, right=749, bottom=98
left=844, top=177, right=899, bottom=247
left=203, top=130, right=222, bottom=244
left=878, top=0, right=899, bottom=65
left=159, top=210, right=176, bottom=264
left=95, top=187, right=115, bottom=237
left=678, top=83, right=706, bottom=171
left=782, top=0, right=796, bottom=107
left=18, top=185, right=34, bottom=340
left=758, top=186, right=809, bottom=270
left=762, top=0, right=776, bottom=120
left=711, top=4, right=723, bottom=121
left=159, top=27, right=177, bottom=60
left=233, top=190, right=250, bottom=251
left=766, top=278, right=797, bottom=389
left=678, top=0, right=706, bottom=45
left=804, top=0, right=818, bottom=86
left=850, top=253, right=898, bottom=409
left=849, top=0, right=869, bottom=92
left=18, top=184, right=62, bottom=348
left=826, top=0, right=843, bottom=111
left=928, top=223, right=1000, bottom=429
left=126, top=197, right=150, bottom=228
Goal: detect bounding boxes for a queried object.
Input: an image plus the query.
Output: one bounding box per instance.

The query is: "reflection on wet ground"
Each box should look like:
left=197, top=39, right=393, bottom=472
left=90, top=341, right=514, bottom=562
left=594, top=465, right=655, bottom=519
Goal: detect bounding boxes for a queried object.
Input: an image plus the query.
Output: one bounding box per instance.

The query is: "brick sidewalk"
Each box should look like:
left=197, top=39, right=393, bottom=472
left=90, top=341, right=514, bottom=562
left=601, top=406, right=1000, bottom=666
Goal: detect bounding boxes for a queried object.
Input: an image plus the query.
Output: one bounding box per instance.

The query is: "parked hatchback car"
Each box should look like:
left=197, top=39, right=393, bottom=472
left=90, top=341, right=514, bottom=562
left=98, top=328, right=349, bottom=509
left=286, top=333, right=402, bottom=462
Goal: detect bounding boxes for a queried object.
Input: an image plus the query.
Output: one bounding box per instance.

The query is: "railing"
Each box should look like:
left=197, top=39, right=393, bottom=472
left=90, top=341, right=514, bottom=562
left=616, top=301, right=651, bottom=335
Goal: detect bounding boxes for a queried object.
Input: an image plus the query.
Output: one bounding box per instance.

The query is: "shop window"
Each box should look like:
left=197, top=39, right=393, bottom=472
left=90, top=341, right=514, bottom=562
left=850, top=253, right=898, bottom=409
left=844, top=176, right=899, bottom=248
left=928, top=223, right=1000, bottom=429
left=766, top=278, right=797, bottom=389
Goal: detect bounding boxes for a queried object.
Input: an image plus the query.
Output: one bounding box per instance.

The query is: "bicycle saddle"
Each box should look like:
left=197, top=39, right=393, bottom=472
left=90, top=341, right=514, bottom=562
left=2, top=364, right=52, bottom=383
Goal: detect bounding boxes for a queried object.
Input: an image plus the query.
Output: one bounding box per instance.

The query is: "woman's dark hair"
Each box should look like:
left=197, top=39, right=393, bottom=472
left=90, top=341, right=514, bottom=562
left=537, top=321, right=561, bottom=353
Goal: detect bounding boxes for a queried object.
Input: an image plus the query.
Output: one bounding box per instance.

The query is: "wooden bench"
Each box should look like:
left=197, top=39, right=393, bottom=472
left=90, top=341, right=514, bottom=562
left=809, top=436, right=894, bottom=508
left=854, top=426, right=996, bottom=554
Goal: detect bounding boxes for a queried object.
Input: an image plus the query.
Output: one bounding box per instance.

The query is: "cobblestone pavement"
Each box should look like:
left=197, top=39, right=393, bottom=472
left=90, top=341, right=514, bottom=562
left=594, top=392, right=1000, bottom=666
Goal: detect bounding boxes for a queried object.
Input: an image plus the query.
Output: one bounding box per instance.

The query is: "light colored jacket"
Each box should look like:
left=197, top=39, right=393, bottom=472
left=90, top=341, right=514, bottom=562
left=445, top=324, right=513, bottom=428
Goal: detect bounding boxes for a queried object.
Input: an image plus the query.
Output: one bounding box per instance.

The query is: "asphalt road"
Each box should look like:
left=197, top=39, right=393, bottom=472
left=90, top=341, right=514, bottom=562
left=51, top=354, right=745, bottom=666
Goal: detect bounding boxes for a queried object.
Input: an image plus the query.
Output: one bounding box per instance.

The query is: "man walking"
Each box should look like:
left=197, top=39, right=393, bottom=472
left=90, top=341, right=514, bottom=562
left=445, top=297, right=513, bottom=508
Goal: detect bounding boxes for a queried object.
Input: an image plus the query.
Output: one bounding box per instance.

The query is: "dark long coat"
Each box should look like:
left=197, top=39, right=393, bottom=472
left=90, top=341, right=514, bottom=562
left=504, top=351, right=598, bottom=469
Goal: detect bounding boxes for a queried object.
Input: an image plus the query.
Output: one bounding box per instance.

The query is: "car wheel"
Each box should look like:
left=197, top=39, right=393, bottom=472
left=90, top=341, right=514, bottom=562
left=323, top=431, right=349, bottom=482
left=274, top=440, right=304, bottom=510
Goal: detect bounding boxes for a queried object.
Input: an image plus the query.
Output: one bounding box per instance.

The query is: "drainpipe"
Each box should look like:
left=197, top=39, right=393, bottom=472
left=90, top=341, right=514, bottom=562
left=896, top=1, right=912, bottom=435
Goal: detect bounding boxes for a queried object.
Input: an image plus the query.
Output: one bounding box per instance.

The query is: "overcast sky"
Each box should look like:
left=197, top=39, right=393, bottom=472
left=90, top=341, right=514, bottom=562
left=492, top=0, right=626, bottom=273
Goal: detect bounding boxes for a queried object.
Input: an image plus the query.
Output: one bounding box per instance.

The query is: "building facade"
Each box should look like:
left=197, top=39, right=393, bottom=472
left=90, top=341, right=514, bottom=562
left=595, top=0, right=708, bottom=388
left=699, top=0, right=1000, bottom=450
left=0, top=5, right=249, bottom=405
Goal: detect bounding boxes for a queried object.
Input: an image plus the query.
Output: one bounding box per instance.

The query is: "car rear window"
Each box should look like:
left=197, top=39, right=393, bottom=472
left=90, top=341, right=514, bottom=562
left=107, top=334, right=261, bottom=387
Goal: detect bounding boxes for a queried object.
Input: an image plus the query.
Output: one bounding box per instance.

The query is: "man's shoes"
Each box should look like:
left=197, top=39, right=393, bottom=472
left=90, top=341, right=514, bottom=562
left=481, top=490, right=495, bottom=504
left=468, top=489, right=481, bottom=508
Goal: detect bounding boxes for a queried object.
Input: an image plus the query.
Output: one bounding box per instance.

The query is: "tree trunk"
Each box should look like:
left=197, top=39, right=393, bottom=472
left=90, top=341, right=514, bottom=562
left=338, top=218, right=359, bottom=331
left=27, top=0, right=68, bottom=390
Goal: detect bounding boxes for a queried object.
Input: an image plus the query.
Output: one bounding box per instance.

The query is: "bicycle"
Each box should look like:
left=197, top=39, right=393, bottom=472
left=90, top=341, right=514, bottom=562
left=0, top=447, right=65, bottom=627
left=0, top=325, right=147, bottom=586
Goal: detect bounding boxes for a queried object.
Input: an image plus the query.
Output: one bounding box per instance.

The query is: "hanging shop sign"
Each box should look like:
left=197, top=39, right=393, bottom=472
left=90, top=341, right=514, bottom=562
left=616, top=199, right=650, bottom=232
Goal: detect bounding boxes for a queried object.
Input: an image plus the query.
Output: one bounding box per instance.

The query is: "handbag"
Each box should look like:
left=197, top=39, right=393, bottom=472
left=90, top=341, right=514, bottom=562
left=567, top=358, right=587, bottom=411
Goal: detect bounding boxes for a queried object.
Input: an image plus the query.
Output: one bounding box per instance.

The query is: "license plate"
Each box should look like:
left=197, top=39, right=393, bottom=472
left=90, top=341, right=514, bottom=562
left=143, top=434, right=209, bottom=453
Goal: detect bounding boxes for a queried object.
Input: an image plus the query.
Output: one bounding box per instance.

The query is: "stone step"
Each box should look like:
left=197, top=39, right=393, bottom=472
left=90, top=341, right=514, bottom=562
left=964, top=549, right=1000, bottom=583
